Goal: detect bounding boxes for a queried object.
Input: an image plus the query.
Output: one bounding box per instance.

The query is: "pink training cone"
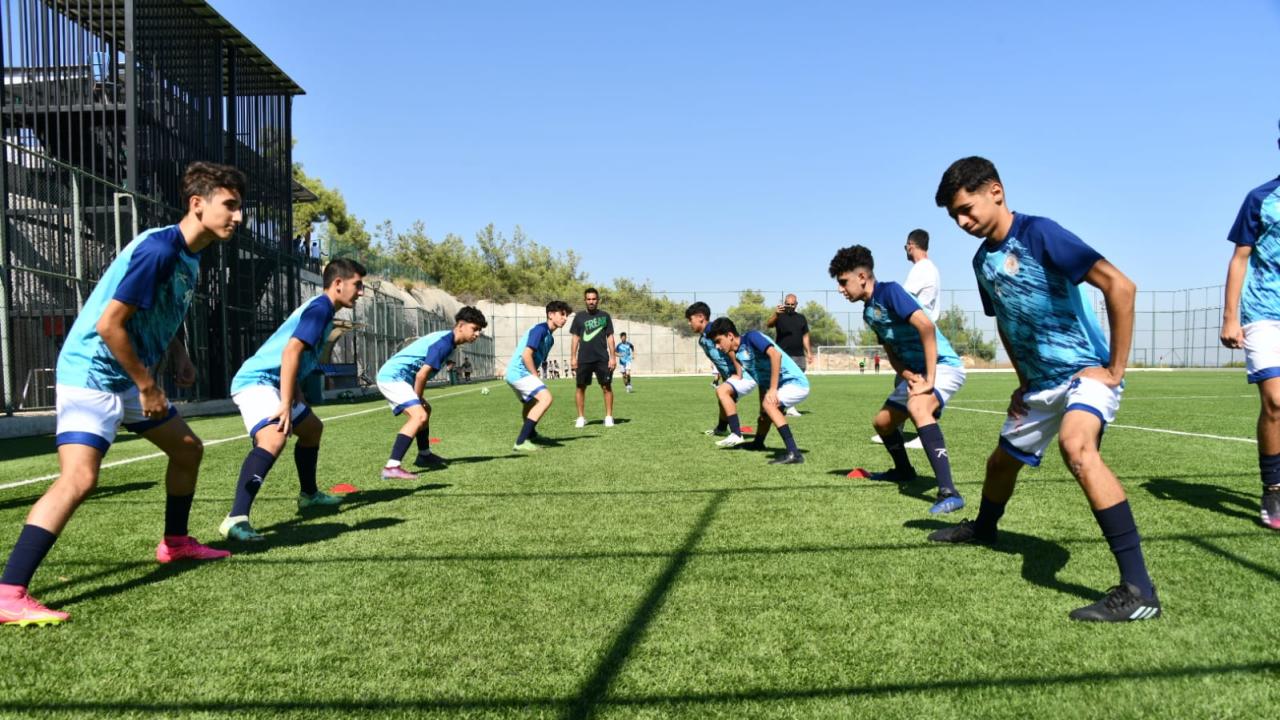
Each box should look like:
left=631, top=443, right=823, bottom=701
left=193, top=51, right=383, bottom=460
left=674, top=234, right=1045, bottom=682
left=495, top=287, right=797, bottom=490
left=847, top=468, right=871, bottom=479
left=429, top=437, right=442, bottom=444
left=330, top=483, right=359, bottom=494
left=740, top=426, right=754, bottom=434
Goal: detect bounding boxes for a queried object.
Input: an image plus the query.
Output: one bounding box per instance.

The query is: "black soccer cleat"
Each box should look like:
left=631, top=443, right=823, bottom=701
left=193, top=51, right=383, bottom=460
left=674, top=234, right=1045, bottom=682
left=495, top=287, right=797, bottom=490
left=413, top=453, right=448, bottom=469
left=768, top=451, right=804, bottom=465
left=1068, top=582, right=1162, bottom=622
left=927, top=520, right=996, bottom=545
left=1262, top=484, right=1280, bottom=530
left=737, top=441, right=769, bottom=452
left=867, top=467, right=917, bottom=483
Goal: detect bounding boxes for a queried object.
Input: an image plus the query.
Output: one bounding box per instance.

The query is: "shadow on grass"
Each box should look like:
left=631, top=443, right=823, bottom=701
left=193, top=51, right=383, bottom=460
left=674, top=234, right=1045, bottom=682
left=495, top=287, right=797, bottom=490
left=1186, top=537, right=1280, bottom=582
left=1143, top=477, right=1257, bottom=524
left=2, top=660, right=1275, bottom=715
left=904, top=518, right=1096, bottom=601
left=0, top=480, right=155, bottom=513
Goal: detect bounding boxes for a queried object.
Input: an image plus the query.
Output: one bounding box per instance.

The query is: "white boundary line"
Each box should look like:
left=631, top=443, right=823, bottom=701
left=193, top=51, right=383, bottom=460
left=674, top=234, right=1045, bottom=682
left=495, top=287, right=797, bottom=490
left=0, top=387, right=482, bottom=492
left=945, top=405, right=1257, bottom=444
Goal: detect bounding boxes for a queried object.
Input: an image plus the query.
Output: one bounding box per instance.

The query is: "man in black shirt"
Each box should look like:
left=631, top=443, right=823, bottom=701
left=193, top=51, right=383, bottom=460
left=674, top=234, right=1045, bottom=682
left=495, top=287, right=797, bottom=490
left=766, top=293, right=812, bottom=370
left=570, top=287, right=617, bottom=428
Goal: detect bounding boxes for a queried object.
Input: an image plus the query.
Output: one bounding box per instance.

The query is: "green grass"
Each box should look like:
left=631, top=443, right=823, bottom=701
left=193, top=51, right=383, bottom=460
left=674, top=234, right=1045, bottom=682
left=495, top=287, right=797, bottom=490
left=0, top=371, right=1276, bottom=719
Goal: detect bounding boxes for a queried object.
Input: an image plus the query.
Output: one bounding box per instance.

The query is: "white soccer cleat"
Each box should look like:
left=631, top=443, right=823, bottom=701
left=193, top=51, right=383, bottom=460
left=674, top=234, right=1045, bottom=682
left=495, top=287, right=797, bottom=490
left=574, top=416, right=587, bottom=428
left=785, top=406, right=801, bottom=417
left=715, top=433, right=746, bottom=448
left=604, top=416, right=615, bottom=427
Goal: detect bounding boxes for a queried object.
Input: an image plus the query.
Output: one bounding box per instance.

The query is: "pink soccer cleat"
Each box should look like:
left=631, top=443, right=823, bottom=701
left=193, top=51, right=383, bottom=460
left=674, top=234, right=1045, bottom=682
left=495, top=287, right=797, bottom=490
left=155, top=535, right=232, bottom=564
left=0, top=583, right=69, bottom=626
left=381, top=465, right=419, bottom=480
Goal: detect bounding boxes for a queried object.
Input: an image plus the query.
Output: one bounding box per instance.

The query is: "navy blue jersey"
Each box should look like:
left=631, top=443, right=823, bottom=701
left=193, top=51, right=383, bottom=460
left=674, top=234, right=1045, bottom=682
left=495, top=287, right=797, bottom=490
left=1229, top=176, right=1280, bottom=325
left=863, top=281, right=962, bottom=373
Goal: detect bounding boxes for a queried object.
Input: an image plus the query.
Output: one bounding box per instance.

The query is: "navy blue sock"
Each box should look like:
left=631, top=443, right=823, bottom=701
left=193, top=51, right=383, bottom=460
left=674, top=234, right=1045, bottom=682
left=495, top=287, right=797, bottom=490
left=1093, top=501, right=1155, bottom=597
left=917, top=424, right=956, bottom=494
left=1, top=525, right=57, bottom=587
left=972, top=495, right=1006, bottom=539
left=753, top=420, right=771, bottom=445
left=713, top=418, right=728, bottom=433
left=1260, top=452, right=1280, bottom=490
left=295, top=445, right=319, bottom=496
left=881, top=429, right=914, bottom=474
left=231, top=447, right=276, bottom=517
left=415, top=426, right=432, bottom=456
left=777, top=425, right=798, bottom=453
left=516, top=418, right=538, bottom=444
left=727, top=414, right=741, bottom=436
left=389, top=433, right=413, bottom=464
left=164, top=493, right=195, bottom=537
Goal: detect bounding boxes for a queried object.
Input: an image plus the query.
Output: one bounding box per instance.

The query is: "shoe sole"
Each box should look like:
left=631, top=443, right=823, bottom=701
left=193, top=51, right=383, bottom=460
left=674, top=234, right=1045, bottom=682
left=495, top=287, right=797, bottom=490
left=929, top=499, right=966, bottom=515
left=2, top=617, right=66, bottom=627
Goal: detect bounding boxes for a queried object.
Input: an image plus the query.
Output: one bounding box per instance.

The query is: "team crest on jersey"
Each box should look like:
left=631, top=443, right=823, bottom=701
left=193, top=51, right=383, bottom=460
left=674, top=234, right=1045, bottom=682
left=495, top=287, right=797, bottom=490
left=869, top=306, right=886, bottom=323
left=1003, top=253, right=1020, bottom=276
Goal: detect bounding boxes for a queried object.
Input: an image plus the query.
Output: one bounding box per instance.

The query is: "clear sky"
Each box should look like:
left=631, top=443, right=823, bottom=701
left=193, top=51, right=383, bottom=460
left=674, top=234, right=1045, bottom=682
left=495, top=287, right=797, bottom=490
left=211, top=0, right=1279, bottom=299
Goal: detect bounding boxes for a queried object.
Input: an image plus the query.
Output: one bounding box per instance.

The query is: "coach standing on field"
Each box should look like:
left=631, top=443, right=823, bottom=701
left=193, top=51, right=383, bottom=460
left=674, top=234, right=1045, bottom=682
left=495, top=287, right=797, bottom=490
left=767, top=293, right=813, bottom=370
left=571, top=287, right=617, bottom=428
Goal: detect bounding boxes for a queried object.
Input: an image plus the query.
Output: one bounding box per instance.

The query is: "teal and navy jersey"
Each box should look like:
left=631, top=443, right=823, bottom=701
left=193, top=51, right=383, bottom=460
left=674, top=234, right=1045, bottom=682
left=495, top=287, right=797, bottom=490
left=863, top=281, right=963, bottom=374
left=57, top=225, right=199, bottom=392
left=616, top=341, right=634, bottom=364
left=377, top=330, right=456, bottom=385
left=735, top=330, right=809, bottom=389
left=505, top=322, right=554, bottom=382
left=973, top=213, right=1109, bottom=392
left=231, top=295, right=336, bottom=394
left=699, top=332, right=735, bottom=379
left=1229, top=176, right=1280, bottom=325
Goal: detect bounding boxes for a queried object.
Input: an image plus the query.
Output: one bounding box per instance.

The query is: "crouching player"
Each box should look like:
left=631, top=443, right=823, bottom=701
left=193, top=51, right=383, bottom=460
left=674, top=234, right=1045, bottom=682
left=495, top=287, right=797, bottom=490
left=218, top=258, right=366, bottom=542
left=707, top=318, right=809, bottom=464
left=684, top=302, right=756, bottom=447
left=0, top=162, right=243, bottom=626
left=931, top=156, right=1159, bottom=622
left=830, top=244, right=967, bottom=514
left=507, top=301, right=572, bottom=451
left=376, top=306, right=487, bottom=479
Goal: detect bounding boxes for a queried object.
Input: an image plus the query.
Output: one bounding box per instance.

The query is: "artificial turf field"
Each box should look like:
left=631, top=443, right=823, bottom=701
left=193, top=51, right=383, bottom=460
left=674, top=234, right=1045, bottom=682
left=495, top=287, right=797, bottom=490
left=0, top=370, right=1276, bottom=719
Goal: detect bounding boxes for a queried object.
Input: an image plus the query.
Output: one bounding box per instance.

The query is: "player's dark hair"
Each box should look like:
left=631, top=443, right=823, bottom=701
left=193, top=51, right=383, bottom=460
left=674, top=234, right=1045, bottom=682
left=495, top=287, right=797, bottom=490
left=322, top=257, right=367, bottom=288
left=707, top=317, right=738, bottom=339
left=684, top=301, right=711, bottom=320
left=583, top=287, right=599, bottom=298
left=546, top=300, right=572, bottom=315
left=181, top=161, right=247, bottom=209
left=828, top=245, right=874, bottom=278
left=455, top=306, right=487, bottom=329
left=935, top=156, right=1001, bottom=207
left=907, top=228, right=929, bottom=251
left=620, top=332, right=627, bottom=338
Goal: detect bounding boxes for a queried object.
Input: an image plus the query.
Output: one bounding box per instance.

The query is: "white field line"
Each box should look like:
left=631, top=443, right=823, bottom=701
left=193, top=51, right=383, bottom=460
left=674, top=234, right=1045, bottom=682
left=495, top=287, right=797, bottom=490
left=0, top=387, right=482, bottom=492
left=945, top=405, right=1257, bottom=444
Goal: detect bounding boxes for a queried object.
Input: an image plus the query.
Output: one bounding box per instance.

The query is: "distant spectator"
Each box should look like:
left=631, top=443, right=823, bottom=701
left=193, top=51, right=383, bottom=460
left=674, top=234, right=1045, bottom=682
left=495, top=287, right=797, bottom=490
left=461, top=357, right=472, bottom=383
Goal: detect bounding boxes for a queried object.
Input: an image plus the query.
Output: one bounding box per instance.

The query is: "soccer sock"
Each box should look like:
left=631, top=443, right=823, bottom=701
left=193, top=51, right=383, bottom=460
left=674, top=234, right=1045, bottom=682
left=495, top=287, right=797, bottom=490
left=295, top=445, right=320, bottom=496
left=516, top=418, right=538, bottom=445
left=164, top=493, right=195, bottom=537
left=882, top=429, right=914, bottom=473
left=415, top=426, right=432, bottom=456
left=726, top=414, right=741, bottom=436
left=231, top=447, right=276, bottom=517
left=972, top=495, right=1007, bottom=539
left=1093, top=500, right=1155, bottom=597
left=0, top=525, right=57, bottom=588
left=753, top=418, right=771, bottom=445
left=777, top=425, right=798, bottom=453
left=917, top=424, right=956, bottom=494
left=1260, top=452, right=1280, bottom=490
left=387, top=433, right=413, bottom=467
left=713, top=418, right=728, bottom=433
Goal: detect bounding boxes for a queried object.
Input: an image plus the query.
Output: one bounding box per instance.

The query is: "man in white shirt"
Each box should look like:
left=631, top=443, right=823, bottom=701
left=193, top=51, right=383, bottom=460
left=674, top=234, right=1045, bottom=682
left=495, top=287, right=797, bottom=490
left=874, top=229, right=942, bottom=449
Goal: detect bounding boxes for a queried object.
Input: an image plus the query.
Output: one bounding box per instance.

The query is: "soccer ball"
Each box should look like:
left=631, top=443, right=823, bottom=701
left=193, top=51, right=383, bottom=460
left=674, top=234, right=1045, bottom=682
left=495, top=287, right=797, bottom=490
left=480, top=387, right=490, bottom=395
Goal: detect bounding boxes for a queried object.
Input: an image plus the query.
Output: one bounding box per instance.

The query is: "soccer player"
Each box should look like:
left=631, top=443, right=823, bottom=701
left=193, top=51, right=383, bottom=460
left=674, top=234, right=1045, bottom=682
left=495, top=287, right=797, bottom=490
left=830, top=245, right=967, bottom=514
left=0, top=162, right=243, bottom=626
left=930, top=156, right=1159, bottom=622
left=375, top=307, right=487, bottom=479
left=570, top=288, right=616, bottom=427
left=507, top=300, right=572, bottom=451
left=707, top=318, right=809, bottom=464
left=684, top=302, right=756, bottom=447
left=616, top=332, right=636, bottom=393
left=1220, top=119, right=1280, bottom=530
left=218, top=258, right=367, bottom=542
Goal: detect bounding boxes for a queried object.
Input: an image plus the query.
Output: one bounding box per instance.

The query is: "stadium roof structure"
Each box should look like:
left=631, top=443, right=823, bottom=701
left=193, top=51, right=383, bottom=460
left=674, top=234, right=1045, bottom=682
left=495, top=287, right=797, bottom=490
left=45, top=0, right=304, bottom=96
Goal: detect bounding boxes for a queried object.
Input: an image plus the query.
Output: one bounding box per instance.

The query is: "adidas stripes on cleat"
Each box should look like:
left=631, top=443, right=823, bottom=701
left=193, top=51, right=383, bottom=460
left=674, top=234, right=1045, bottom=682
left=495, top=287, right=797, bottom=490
left=1068, top=582, right=1162, bottom=622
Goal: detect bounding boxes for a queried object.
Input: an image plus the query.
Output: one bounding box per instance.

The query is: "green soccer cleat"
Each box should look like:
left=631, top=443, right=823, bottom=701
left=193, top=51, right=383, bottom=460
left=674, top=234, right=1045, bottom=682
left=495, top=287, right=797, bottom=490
left=218, top=515, right=264, bottom=542
left=512, top=441, right=539, bottom=452
left=297, top=491, right=343, bottom=510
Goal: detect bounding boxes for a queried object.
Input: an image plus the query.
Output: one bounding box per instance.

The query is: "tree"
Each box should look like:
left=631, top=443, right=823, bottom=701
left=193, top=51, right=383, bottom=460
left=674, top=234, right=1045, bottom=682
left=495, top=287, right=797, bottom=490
left=727, top=290, right=772, bottom=333
left=936, top=307, right=996, bottom=360
left=292, top=162, right=371, bottom=253
left=800, top=301, right=849, bottom=347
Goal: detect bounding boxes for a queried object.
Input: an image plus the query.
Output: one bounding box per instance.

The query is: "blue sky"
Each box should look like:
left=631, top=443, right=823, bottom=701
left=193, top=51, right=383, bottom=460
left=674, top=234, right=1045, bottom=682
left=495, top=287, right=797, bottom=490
left=212, top=0, right=1279, bottom=300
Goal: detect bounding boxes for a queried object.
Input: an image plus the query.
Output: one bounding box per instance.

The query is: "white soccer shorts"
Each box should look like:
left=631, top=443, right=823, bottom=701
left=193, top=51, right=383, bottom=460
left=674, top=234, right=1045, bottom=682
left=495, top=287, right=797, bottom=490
left=377, top=379, right=423, bottom=415
left=999, top=375, right=1123, bottom=467
left=507, top=374, right=547, bottom=403
left=55, top=384, right=178, bottom=451
left=884, top=364, right=967, bottom=417
left=721, top=374, right=757, bottom=398
left=763, top=381, right=809, bottom=409
left=1243, top=320, right=1280, bottom=384
left=233, top=384, right=312, bottom=436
